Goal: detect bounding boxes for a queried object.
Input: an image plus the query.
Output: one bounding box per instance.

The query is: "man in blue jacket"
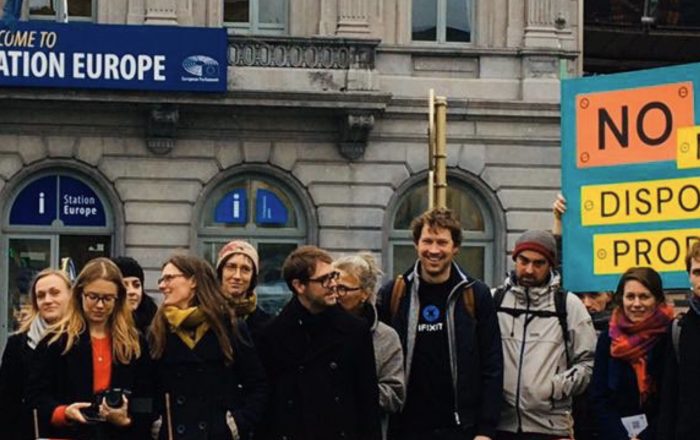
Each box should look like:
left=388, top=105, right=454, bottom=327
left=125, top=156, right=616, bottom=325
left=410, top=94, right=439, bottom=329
left=378, top=207, right=503, bottom=440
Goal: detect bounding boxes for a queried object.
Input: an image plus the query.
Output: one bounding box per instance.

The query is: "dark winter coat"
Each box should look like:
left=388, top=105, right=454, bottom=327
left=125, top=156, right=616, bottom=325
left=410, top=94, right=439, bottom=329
left=377, top=261, right=503, bottom=438
left=26, top=331, right=153, bottom=440
left=0, top=332, right=35, bottom=440
left=242, top=306, right=272, bottom=342
left=256, top=296, right=382, bottom=440
left=590, top=330, right=666, bottom=440
left=134, top=294, right=158, bottom=335
left=658, top=308, right=700, bottom=440
left=153, top=323, right=268, bottom=440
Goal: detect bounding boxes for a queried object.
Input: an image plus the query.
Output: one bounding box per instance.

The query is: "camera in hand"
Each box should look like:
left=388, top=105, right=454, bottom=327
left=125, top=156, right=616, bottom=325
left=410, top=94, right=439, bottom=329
left=98, top=388, right=131, bottom=408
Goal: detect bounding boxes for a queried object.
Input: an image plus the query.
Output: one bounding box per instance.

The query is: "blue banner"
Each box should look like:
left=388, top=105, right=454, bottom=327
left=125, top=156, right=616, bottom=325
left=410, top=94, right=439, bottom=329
left=0, top=21, right=227, bottom=92
left=256, top=189, right=288, bottom=225
left=215, top=189, right=248, bottom=224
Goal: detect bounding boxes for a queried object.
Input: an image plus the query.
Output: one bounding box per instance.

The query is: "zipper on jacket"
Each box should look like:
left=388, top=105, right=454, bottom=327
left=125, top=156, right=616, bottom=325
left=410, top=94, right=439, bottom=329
left=513, top=287, right=530, bottom=433
left=445, top=278, right=470, bottom=427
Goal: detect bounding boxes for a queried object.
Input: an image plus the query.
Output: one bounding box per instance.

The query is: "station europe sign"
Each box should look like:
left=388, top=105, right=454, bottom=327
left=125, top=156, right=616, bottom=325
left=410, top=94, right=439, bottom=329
left=561, top=63, right=700, bottom=292
left=0, top=21, right=227, bottom=92
left=10, top=175, right=107, bottom=227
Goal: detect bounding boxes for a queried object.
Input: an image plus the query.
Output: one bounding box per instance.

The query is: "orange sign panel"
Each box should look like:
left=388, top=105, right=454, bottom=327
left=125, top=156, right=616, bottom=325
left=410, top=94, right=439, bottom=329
left=576, top=82, right=694, bottom=168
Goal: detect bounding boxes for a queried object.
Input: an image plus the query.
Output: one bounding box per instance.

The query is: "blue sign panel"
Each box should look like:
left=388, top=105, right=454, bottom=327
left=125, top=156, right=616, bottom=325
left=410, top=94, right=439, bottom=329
left=9, top=175, right=57, bottom=225
left=10, top=175, right=107, bottom=227
left=256, top=189, right=288, bottom=225
left=0, top=22, right=227, bottom=92
left=59, top=175, right=106, bottom=226
left=215, top=189, right=248, bottom=224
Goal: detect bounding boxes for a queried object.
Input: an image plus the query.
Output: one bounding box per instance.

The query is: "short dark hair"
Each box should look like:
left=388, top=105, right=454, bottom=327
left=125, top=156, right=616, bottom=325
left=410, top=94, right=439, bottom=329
left=282, top=246, right=333, bottom=293
left=686, top=240, right=700, bottom=273
left=410, top=207, right=462, bottom=247
left=614, top=267, right=665, bottom=306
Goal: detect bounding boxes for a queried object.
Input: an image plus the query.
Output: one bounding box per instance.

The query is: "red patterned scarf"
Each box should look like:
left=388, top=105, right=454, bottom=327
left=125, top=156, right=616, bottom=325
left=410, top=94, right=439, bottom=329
left=609, top=303, right=674, bottom=403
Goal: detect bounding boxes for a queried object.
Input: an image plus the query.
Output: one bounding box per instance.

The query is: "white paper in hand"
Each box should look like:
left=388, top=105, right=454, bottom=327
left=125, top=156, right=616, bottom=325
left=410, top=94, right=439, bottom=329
left=621, top=414, right=648, bottom=438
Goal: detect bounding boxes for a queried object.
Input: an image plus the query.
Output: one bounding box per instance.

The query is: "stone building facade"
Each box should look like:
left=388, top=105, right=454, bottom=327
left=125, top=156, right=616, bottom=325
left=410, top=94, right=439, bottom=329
left=0, top=0, right=580, bottom=345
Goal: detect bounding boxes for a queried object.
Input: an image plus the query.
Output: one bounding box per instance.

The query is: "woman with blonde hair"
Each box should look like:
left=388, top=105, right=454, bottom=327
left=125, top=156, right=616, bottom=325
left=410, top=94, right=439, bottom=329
left=0, top=268, right=72, bottom=440
left=27, top=257, right=152, bottom=440
left=333, top=253, right=405, bottom=440
left=149, top=254, right=267, bottom=440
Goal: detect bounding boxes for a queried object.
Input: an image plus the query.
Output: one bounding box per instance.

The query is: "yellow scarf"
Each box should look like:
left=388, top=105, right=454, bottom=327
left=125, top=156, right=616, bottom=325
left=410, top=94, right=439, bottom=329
left=228, top=292, right=258, bottom=319
left=163, top=306, right=210, bottom=349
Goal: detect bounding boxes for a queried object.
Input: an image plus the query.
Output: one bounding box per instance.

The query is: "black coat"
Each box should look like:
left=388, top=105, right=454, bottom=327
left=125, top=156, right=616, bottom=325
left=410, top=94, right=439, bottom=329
left=243, top=306, right=272, bottom=342
left=153, top=323, right=268, bottom=440
left=590, top=331, right=666, bottom=440
left=26, top=331, right=153, bottom=440
left=658, top=309, right=700, bottom=440
left=0, top=333, right=34, bottom=440
left=256, top=296, right=382, bottom=440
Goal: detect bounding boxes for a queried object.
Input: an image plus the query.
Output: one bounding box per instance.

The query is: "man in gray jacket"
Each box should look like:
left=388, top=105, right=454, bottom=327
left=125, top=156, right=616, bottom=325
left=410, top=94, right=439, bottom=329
left=493, top=230, right=596, bottom=440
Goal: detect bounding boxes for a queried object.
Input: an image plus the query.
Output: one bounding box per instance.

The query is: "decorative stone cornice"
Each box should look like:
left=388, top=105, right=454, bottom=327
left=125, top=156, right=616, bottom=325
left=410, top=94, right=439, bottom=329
left=146, top=104, right=179, bottom=155
left=228, top=35, right=379, bottom=70
left=338, top=113, right=375, bottom=160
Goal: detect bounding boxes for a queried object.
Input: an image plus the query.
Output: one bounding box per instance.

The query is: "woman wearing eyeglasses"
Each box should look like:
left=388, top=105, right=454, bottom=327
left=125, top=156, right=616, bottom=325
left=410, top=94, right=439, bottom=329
left=27, top=257, right=152, bottom=440
left=149, top=254, right=268, bottom=440
left=0, top=268, right=72, bottom=440
left=333, top=253, right=405, bottom=440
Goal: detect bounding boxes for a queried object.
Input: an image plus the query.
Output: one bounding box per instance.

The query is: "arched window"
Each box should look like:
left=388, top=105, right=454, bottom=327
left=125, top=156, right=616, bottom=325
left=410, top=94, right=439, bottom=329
left=1, top=170, right=115, bottom=343
left=386, top=175, right=500, bottom=285
left=197, top=171, right=312, bottom=313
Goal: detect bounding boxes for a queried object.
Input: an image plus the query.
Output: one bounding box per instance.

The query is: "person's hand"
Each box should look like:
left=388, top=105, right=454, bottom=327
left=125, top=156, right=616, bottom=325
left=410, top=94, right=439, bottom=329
left=99, top=395, right=132, bottom=427
left=64, top=402, right=94, bottom=424
left=553, top=193, right=567, bottom=219
left=473, top=436, right=491, bottom=440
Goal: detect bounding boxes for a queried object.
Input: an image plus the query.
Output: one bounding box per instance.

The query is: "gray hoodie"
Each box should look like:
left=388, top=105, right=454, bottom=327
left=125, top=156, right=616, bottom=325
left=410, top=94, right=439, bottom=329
left=494, top=272, right=596, bottom=436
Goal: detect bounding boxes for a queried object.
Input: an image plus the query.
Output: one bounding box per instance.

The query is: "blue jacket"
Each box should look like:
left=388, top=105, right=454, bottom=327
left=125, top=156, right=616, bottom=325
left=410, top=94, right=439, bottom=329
left=590, top=330, right=666, bottom=440
left=377, top=261, right=503, bottom=438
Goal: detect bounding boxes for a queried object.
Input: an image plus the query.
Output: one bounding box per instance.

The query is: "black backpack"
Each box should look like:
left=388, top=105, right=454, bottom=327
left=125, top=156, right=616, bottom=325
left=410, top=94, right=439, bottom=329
left=493, top=285, right=571, bottom=365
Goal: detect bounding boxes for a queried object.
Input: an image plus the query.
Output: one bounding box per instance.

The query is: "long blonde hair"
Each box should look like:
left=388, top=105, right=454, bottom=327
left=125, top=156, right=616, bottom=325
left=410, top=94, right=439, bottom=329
left=47, top=257, right=141, bottom=364
left=18, top=268, right=72, bottom=333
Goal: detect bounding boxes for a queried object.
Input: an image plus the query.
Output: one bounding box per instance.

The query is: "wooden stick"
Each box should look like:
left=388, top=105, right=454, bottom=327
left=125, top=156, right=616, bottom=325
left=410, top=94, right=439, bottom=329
left=33, top=408, right=39, bottom=440
left=165, top=393, right=174, bottom=440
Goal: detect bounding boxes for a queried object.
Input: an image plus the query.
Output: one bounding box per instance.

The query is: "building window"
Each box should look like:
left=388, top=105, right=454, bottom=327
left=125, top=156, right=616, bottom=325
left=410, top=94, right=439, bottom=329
left=387, top=177, right=495, bottom=283
left=28, top=0, right=94, bottom=21
left=198, top=173, right=308, bottom=313
left=224, top=0, right=287, bottom=34
left=412, top=0, right=472, bottom=43
left=1, top=171, right=113, bottom=347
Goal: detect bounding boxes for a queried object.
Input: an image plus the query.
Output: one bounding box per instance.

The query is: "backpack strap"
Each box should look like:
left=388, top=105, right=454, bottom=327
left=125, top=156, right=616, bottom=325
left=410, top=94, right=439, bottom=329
left=672, top=316, right=683, bottom=365
left=389, top=275, right=406, bottom=322
left=463, top=286, right=475, bottom=321
left=554, top=288, right=571, bottom=367
left=493, top=286, right=507, bottom=309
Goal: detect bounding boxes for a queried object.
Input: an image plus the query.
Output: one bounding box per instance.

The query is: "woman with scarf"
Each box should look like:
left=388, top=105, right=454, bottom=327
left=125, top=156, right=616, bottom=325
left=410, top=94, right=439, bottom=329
left=0, top=268, right=72, bottom=440
left=333, top=253, right=405, bottom=440
left=27, top=258, right=152, bottom=440
left=590, top=267, right=673, bottom=440
left=216, top=240, right=271, bottom=339
left=149, top=254, right=268, bottom=440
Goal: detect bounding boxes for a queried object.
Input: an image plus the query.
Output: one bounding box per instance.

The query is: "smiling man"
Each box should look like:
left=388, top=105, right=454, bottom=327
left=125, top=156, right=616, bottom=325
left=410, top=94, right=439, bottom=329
left=493, top=230, right=595, bottom=440
left=378, top=208, right=502, bottom=440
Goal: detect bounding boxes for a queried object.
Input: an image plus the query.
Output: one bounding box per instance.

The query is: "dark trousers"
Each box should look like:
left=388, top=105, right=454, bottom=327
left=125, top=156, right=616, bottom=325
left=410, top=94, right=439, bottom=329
left=394, top=425, right=476, bottom=440
left=495, top=432, right=564, bottom=440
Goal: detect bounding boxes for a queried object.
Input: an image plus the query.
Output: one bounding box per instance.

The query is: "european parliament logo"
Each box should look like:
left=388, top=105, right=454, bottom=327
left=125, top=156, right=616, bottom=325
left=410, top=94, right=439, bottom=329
left=181, top=55, right=220, bottom=83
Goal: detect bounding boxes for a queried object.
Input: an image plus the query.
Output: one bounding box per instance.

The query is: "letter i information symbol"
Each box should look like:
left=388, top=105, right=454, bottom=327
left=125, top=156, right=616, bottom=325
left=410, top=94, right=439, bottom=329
left=39, top=192, right=45, bottom=214
left=233, top=193, right=240, bottom=219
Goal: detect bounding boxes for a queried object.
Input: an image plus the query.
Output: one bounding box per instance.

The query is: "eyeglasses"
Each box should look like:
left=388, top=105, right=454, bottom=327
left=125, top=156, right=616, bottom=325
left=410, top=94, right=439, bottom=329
left=333, top=284, right=363, bottom=296
left=157, top=274, right=186, bottom=285
left=307, top=271, right=339, bottom=288
left=83, top=293, right=117, bottom=306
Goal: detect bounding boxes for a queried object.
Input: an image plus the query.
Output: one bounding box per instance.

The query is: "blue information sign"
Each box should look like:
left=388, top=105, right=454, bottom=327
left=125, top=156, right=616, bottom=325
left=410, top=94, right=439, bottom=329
left=0, top=22, right=227, bottom=92
left=9, top=175, right=57, bottom=226
left=256, top=189, right=288, bottom=225
left=215, top=189, right=248, bottom=224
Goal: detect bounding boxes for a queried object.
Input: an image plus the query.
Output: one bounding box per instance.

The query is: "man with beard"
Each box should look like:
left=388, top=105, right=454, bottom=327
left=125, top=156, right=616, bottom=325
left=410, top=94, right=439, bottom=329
left=658, top=240, right=700, bottom=440
left=493, top=230, right=596, bottom=440
left=256, top=245, right=381, bottom=440
left=378, top=208, right=503, bottom=440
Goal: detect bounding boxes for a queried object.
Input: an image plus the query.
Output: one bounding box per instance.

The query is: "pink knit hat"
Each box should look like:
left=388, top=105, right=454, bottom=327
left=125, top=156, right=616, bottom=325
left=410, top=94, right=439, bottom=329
left=216, top=240, right=259, bottom=275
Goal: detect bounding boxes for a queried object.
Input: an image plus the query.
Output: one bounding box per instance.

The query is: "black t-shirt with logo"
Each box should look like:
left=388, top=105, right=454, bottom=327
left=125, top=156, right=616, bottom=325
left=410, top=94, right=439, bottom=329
left=401, top=275, right=456, bottom=430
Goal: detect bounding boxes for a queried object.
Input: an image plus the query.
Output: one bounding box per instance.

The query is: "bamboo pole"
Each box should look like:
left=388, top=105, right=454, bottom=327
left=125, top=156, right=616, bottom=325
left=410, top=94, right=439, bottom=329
left=428, top=89, right=436, bottom=210
left=434, top=96, right=448, bottom=209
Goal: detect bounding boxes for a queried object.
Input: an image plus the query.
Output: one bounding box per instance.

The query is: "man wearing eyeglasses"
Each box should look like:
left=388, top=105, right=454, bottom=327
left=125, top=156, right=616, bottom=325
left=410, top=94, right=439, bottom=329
left=256, top=245, right=381, bottom=440
left=377, top=207, right=503, bottom=440
left=493, top=230, right=596, bottom=440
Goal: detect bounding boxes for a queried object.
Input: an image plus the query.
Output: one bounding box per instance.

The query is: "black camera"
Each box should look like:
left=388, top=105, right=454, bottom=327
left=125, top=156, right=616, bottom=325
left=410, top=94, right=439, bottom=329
left=97, top=388, right=131, bottom=408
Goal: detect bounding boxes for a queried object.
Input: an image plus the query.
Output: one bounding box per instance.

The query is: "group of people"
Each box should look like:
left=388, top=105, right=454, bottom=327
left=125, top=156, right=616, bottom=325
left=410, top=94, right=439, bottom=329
left=0, top=205, right=698, bottom=440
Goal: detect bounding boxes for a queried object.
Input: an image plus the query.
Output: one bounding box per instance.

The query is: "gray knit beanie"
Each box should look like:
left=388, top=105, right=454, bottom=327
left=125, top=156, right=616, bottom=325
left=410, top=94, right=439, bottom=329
left=512, top=230, right=557, bottom=266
